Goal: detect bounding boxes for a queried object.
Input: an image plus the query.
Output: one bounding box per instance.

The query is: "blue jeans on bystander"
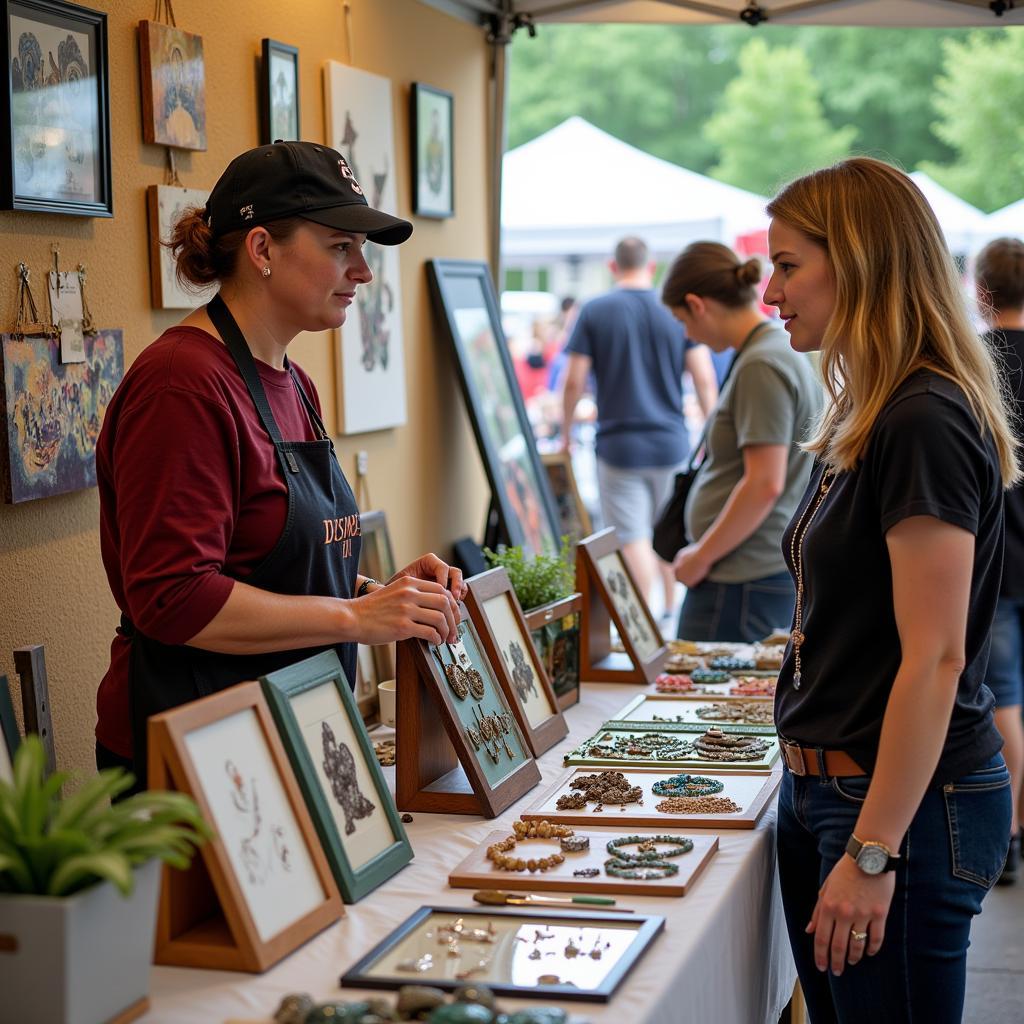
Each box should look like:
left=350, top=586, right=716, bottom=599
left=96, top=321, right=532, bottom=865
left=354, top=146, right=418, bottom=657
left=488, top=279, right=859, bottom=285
left=676, top=570, right=794, bottom=642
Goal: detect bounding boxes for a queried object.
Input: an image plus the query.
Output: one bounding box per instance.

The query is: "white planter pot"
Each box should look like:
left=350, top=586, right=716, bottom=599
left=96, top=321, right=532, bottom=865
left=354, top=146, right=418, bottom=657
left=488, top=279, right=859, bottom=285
left=0, top=858, right=160, bottom=1024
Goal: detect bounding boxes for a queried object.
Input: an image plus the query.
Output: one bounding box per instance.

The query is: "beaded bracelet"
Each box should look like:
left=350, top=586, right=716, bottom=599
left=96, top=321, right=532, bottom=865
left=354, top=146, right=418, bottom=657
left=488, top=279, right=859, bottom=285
left=486, top=819, right=575, bottom=872
left=604, top=857, right=680, bottom=879
left=690, top=668, right=732, bottom=685
left=708, top=656, right=756, bottom=671
left=651, top=773, right=725, bottom=798
left=605, top=834, right=694, bottom=863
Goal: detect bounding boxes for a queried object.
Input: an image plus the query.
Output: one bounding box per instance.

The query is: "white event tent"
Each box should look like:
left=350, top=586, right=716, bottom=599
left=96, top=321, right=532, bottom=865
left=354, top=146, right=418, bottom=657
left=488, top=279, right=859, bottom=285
left=988, top=198, right=1024, bottom=239
left=908, top=171, right=992, bottom=257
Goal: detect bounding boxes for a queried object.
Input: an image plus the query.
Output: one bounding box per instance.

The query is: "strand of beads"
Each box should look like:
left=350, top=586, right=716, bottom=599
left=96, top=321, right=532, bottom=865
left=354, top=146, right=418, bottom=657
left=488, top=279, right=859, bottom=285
left=486, top=819, right=575, bottom=873
left=656, top=795, right=742, bottom=814
left=695, top=701, right=774, bottom=725
left=605, top=835, right=694, bottom=862
left=651, top=773, right=724, bottom=798
left=603, top=858, right=680, bottom=879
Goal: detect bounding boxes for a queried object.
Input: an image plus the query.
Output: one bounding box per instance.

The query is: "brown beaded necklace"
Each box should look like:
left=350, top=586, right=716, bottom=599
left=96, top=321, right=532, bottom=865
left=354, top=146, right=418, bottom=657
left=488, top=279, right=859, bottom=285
left=789, top=469, right=836, bottom=690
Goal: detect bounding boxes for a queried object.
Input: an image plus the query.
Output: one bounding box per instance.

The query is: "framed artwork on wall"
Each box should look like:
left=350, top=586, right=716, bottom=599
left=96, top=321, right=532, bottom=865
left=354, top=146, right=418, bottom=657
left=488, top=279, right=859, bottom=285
left=465, top=567, right=568, bottom=757
left=146, top=184, right=215, bottom=309
left=260, top=38, right=299, bottom=144
left=323, top=60, right=407, bottom=434
left=426, top=260, right=561, bottom=556
left=0, top=673, right=19, bottom=784
left=260, top=651, right=412, bottom=904
left=0, top=328, right=124, bottom=503
left=138, top=19, right=206, bottom=150
left=1, top=0, right=112, bottom=216
left=148, top=682, right=343, bottom=972
left=410, top=82, right=452, bottom=218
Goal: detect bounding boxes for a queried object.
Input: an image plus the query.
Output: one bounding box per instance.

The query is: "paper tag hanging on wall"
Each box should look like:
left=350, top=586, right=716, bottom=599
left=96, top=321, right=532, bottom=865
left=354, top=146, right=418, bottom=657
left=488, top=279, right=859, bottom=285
left=47, top=271, right=86, bottom=364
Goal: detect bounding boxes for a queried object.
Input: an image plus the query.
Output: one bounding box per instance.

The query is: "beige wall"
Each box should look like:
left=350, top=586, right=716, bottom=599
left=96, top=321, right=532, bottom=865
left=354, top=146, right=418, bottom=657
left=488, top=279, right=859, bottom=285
left=0, top=0, right=491, bottom=779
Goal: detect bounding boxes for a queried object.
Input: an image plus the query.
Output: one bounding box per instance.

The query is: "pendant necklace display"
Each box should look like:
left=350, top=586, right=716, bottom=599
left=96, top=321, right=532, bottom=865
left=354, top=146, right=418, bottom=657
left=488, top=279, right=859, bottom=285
left=789, top=469, right=836, bottom=690
left=449, top=625, right=486, bottom=700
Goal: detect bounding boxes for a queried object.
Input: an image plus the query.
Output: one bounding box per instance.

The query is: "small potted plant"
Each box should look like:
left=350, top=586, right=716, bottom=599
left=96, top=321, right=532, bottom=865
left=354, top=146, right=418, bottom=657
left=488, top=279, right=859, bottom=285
left=0, top=736, right=210, bottom=1024
left=484, top=537, right=582, bottom=708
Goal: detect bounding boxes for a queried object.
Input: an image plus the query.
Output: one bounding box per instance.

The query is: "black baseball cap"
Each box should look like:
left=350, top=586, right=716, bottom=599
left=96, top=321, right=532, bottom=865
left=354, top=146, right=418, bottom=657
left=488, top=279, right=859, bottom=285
left=204, top=140, right=413, bottom=245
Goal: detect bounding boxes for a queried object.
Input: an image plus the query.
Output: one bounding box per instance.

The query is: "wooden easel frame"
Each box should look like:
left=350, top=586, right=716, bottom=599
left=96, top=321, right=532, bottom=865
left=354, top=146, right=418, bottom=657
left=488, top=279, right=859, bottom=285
left=13, top=645, right=56, bottom=773
left=395, top=602, right=540, bottom=818
left=0, top=673, right=20, bottom=780
left=148, top=682, right=343, bottom=972
left=577, top=529, right=669, bottom=683
left=465, top=568, right=568, bottom=757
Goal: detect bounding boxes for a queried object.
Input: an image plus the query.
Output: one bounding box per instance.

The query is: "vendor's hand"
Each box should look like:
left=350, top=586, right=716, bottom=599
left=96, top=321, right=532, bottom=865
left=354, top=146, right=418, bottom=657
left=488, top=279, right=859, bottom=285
left=388, top=552, right=466, bottom=603
left=350, top=576, right=459, bottom=646
left=673, top=544, right=712, bottom=587
left=807, top=854, right=895, bottom=976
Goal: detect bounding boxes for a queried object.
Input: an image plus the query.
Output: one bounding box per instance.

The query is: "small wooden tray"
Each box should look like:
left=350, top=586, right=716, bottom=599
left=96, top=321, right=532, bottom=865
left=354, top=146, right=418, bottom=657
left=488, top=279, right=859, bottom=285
left=611, top=693, right=775, bottom=727
left=449, top=828, right=718, bottom=897
left=521, top=767, right=782, bottom=830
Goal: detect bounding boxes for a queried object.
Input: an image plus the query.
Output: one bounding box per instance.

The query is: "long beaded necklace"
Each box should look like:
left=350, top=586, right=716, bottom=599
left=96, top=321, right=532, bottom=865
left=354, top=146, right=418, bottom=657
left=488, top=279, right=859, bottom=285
left=788, top=469, right=836, bottom=691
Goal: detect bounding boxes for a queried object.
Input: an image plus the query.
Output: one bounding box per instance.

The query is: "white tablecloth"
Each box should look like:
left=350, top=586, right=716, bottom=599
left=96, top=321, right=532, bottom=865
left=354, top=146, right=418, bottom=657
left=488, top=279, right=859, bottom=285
left=142, top=683, right=796, bottom=1024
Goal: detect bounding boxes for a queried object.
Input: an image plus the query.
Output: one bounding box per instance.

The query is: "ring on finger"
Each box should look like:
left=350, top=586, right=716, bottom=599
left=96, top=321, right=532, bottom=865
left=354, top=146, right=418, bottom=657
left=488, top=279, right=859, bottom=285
left=850, top=928, right=868, bottom=943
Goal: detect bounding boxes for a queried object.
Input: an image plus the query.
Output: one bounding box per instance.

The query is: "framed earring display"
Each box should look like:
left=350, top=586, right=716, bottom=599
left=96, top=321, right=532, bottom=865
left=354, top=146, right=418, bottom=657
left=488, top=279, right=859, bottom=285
left=146, top=184, right=215, bottom=309
left=260, top=651, right=412, bottom=904
left=1, top=0, right=113, bottom=216
left=341, top=905, right=664, bottom=1003
left=577, top=529, right=668, bottom=684
left=522, top=766, right=783, bottom=830
left=147, top=682, right=343, bottom=972
left=427, top=260, right=561, bottom=556
left=395, top=604, right=540, bottom=818
left=410, top=82, right=452, bottom=218
left=541, top=451, right=592, bottom=544
left=260, top=38, right=299, bottom=144
left=465, top=567, right=568, bottom=757
left=138, top=19, right=206, bottom=150
left=0, top=674, right=19, bottom=784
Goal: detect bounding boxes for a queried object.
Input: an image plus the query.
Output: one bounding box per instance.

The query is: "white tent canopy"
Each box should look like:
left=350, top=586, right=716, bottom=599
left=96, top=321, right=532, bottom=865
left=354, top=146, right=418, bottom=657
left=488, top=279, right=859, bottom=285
left=502, top=116, right=769, bottom=258
left=908, top=171, right=991, bottom=255
left=988, top=198, right=1024, bottom=239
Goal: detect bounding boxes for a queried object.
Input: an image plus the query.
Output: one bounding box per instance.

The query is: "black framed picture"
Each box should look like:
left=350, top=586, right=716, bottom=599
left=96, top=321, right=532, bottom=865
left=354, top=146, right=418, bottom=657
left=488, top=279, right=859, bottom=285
left=427, top=260, right=561, bottom=556
left=1, top=0, right=112, bottom=216
left=260, top=38, right=299, bottom=145
left=410, top=82, right=452, bottom=218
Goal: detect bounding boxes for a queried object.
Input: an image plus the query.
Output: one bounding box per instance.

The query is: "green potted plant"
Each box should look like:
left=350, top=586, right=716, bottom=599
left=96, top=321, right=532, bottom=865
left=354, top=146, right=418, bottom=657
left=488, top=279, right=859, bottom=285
left=484, top=537, right=582, bottom=708
left=0, top=736, right=210, bottom=1024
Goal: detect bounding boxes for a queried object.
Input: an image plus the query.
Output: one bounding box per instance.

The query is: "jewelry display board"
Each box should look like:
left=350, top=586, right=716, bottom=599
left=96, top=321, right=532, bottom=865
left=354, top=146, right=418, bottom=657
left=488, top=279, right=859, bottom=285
left=449, top=828, right=718, bottom=897
left=148, top=682, right=343, bottom=972
left=522, top=767, right=783, bottom=830
left=260, top=651, right=412, bottom=904
left=395, top=604, right=541, bottom=817
left=609, top=693, right=776, bottom=732
left=564, top=725, right=780, bottom=772
left=340, top=905, right=664, bottom=1003
left=466, top=568, right=568, bottom=757
left=578, top=529, right=668, bottom=684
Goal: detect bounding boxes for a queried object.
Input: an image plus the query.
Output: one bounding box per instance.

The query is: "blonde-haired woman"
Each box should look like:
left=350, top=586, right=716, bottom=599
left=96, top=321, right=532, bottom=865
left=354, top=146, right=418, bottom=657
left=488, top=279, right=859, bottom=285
left=766, top=158, right=1015, bottom=1020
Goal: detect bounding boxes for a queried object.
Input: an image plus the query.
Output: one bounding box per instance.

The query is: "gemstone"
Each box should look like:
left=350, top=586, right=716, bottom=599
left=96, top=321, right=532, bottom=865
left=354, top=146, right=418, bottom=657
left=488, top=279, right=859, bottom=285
left=428, top=1004, right=495, bottom=1024
left=304, top=1002, right=371, bottom=1023
left=505, top=1011, right=568, bottom=1024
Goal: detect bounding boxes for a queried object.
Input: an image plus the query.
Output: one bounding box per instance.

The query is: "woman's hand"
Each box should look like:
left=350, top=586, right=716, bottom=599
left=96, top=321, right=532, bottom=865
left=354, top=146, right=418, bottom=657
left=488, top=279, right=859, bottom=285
left=388, top=552, right=467, bottom=602
left=807, top=854, right=895, bottom=976
left=350, top=576, right=459, bottom=646
left=673, top=543, right=713, bottom=587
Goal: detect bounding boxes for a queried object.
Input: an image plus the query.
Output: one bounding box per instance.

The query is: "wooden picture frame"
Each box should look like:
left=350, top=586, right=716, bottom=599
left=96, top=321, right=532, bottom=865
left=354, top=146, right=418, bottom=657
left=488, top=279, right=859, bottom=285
left=355, top=509, right=398, bottom=720
left=449, top=828, right=717, bottom=898
left=609, top=692, right=775, bottom=730
left=341, top=905, right=665, bottom=1003
left=395, top=602, right=540, bottom=818
left=522, top=766, right=783, bottom=830
left=410, top=82, right=453, bottom=218
left=260, top=38, right=299, bottom=144
left=1, top=0, right=113, bottom=216
left=465, top=567, right=568, bottom=757
left=260, top=651, right=412, bottom=904
left=524, top=593, right=582, bottom=712
left=0, top=673, right=19, bottom=783
left=146, top=184, right=215, bottom=309
left=426, top=260, right=561, bottom=556
left=12, top=644, right=54, bottom=773
left=542, top=451, right=592, bottom=544
left=148, top=682, right=343, bottom=972
left=577, top=528, right=668, bottom=684
left=138, top=19, right=206, bottom=150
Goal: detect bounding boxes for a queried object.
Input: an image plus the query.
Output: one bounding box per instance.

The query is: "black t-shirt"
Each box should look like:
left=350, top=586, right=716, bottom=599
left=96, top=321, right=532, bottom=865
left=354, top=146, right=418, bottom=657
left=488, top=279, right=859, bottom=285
left=986, top=328, right=1024, bottom=598
left=775, top=369, right=1004, bottom=785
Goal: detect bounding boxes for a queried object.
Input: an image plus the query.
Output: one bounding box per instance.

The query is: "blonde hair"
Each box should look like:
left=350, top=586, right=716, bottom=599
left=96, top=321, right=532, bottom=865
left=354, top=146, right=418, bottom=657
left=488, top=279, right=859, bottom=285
left=766, top=157, right=1020, bottom=486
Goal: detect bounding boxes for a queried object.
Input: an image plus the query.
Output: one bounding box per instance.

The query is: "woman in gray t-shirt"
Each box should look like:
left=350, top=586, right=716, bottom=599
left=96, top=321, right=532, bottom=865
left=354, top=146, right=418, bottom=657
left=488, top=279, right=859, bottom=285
left=661, top=241, right=823, bottom=641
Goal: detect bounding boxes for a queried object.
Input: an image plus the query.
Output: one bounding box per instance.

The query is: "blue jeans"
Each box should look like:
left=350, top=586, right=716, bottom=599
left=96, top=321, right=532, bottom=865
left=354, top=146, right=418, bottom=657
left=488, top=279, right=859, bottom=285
left=676, top=570, right=794, bottom=642
left=987, top=596, right=1024, bottom=708
left=777, top=756, right=1011, bottom=1023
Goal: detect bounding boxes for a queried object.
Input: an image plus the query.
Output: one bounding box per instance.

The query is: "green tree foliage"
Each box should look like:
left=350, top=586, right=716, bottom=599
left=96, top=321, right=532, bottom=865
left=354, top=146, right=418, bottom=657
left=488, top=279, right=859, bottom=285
left=704, top=38, right=856, bottom=195
left=922, top=31, right=1024, bottom=212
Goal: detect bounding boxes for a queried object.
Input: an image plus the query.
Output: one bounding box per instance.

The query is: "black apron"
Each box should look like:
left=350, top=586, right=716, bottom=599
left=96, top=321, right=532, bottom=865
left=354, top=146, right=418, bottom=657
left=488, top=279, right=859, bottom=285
left=125, top=294, right=361, bottom=784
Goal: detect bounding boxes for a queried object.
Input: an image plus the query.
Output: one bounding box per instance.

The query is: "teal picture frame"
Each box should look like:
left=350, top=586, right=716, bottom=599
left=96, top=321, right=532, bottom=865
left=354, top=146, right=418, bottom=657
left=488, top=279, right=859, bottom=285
left=0, top=674, right=20, bottom=783
left=260, top=651, right=413, bottom=903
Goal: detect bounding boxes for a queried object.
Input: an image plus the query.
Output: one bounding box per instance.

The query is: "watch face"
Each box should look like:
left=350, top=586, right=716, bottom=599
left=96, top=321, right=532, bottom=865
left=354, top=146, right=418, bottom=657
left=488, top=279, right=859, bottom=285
left=858, top=845, right=889, bottom=875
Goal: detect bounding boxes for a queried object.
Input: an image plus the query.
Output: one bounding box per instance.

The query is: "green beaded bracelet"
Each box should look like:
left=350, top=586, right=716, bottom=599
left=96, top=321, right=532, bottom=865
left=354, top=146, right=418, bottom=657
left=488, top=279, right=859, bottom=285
left=604, top=857, right=680, bottom=879
left=605, top=834, right=694, bottom=863
left=651, top=774, right=725, bottom=798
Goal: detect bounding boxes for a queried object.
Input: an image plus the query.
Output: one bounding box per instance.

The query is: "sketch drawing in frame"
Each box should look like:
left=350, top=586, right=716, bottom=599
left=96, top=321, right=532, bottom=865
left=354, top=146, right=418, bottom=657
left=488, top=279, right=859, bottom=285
left=260, top=38, right=299, bottom=144
left=410, top=82, right=452, bottom=218
left=323, top=60, right=407, bottom=434
left=261, top=651, right=412, bottom=903
left=146, top=184, right=216, bottom=309
left=138, top=19, right=206, bottom=150
left=542, top=450, right=592, bottom=544
left=2, top=0, right=113, bottom=216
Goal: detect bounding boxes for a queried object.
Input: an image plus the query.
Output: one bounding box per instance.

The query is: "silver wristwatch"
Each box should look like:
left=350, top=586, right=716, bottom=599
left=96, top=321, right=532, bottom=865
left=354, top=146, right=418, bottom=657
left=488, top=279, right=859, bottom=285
left=846, top=834, right=899, bottom=875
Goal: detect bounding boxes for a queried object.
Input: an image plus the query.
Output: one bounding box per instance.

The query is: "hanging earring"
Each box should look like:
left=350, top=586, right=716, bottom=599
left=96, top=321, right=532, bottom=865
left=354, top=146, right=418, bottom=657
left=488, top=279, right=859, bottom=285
left=261, top=266, right=271, bottom=278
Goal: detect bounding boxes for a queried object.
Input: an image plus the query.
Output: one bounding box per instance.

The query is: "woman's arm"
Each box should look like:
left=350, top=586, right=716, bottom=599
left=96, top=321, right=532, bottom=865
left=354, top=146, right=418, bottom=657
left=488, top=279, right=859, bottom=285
left=808, top=514, right=974, bottom=975
left=672, top=443, right=787, bottom=584
left=684, top=345, right=719, bottom=418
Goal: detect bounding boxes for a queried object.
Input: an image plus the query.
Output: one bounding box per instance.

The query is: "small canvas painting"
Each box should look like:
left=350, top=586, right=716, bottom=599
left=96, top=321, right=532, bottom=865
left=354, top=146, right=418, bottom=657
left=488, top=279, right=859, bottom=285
left=139, top=21, right=206, bottom=150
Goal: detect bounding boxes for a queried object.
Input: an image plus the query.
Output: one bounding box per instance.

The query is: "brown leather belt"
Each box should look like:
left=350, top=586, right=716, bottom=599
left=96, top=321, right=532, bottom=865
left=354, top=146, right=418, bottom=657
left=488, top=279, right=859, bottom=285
left=780, top=738, right=866, bottom=777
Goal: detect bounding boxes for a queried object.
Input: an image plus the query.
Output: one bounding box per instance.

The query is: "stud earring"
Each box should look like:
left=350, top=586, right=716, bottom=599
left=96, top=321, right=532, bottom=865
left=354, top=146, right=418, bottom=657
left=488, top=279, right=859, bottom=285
left=261, top=266, right=271, bottom=278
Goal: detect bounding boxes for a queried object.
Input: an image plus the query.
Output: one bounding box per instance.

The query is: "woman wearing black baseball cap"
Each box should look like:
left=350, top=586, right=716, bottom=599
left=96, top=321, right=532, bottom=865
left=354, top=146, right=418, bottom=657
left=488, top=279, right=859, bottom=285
left=94, top=141, right=465, bottom=782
